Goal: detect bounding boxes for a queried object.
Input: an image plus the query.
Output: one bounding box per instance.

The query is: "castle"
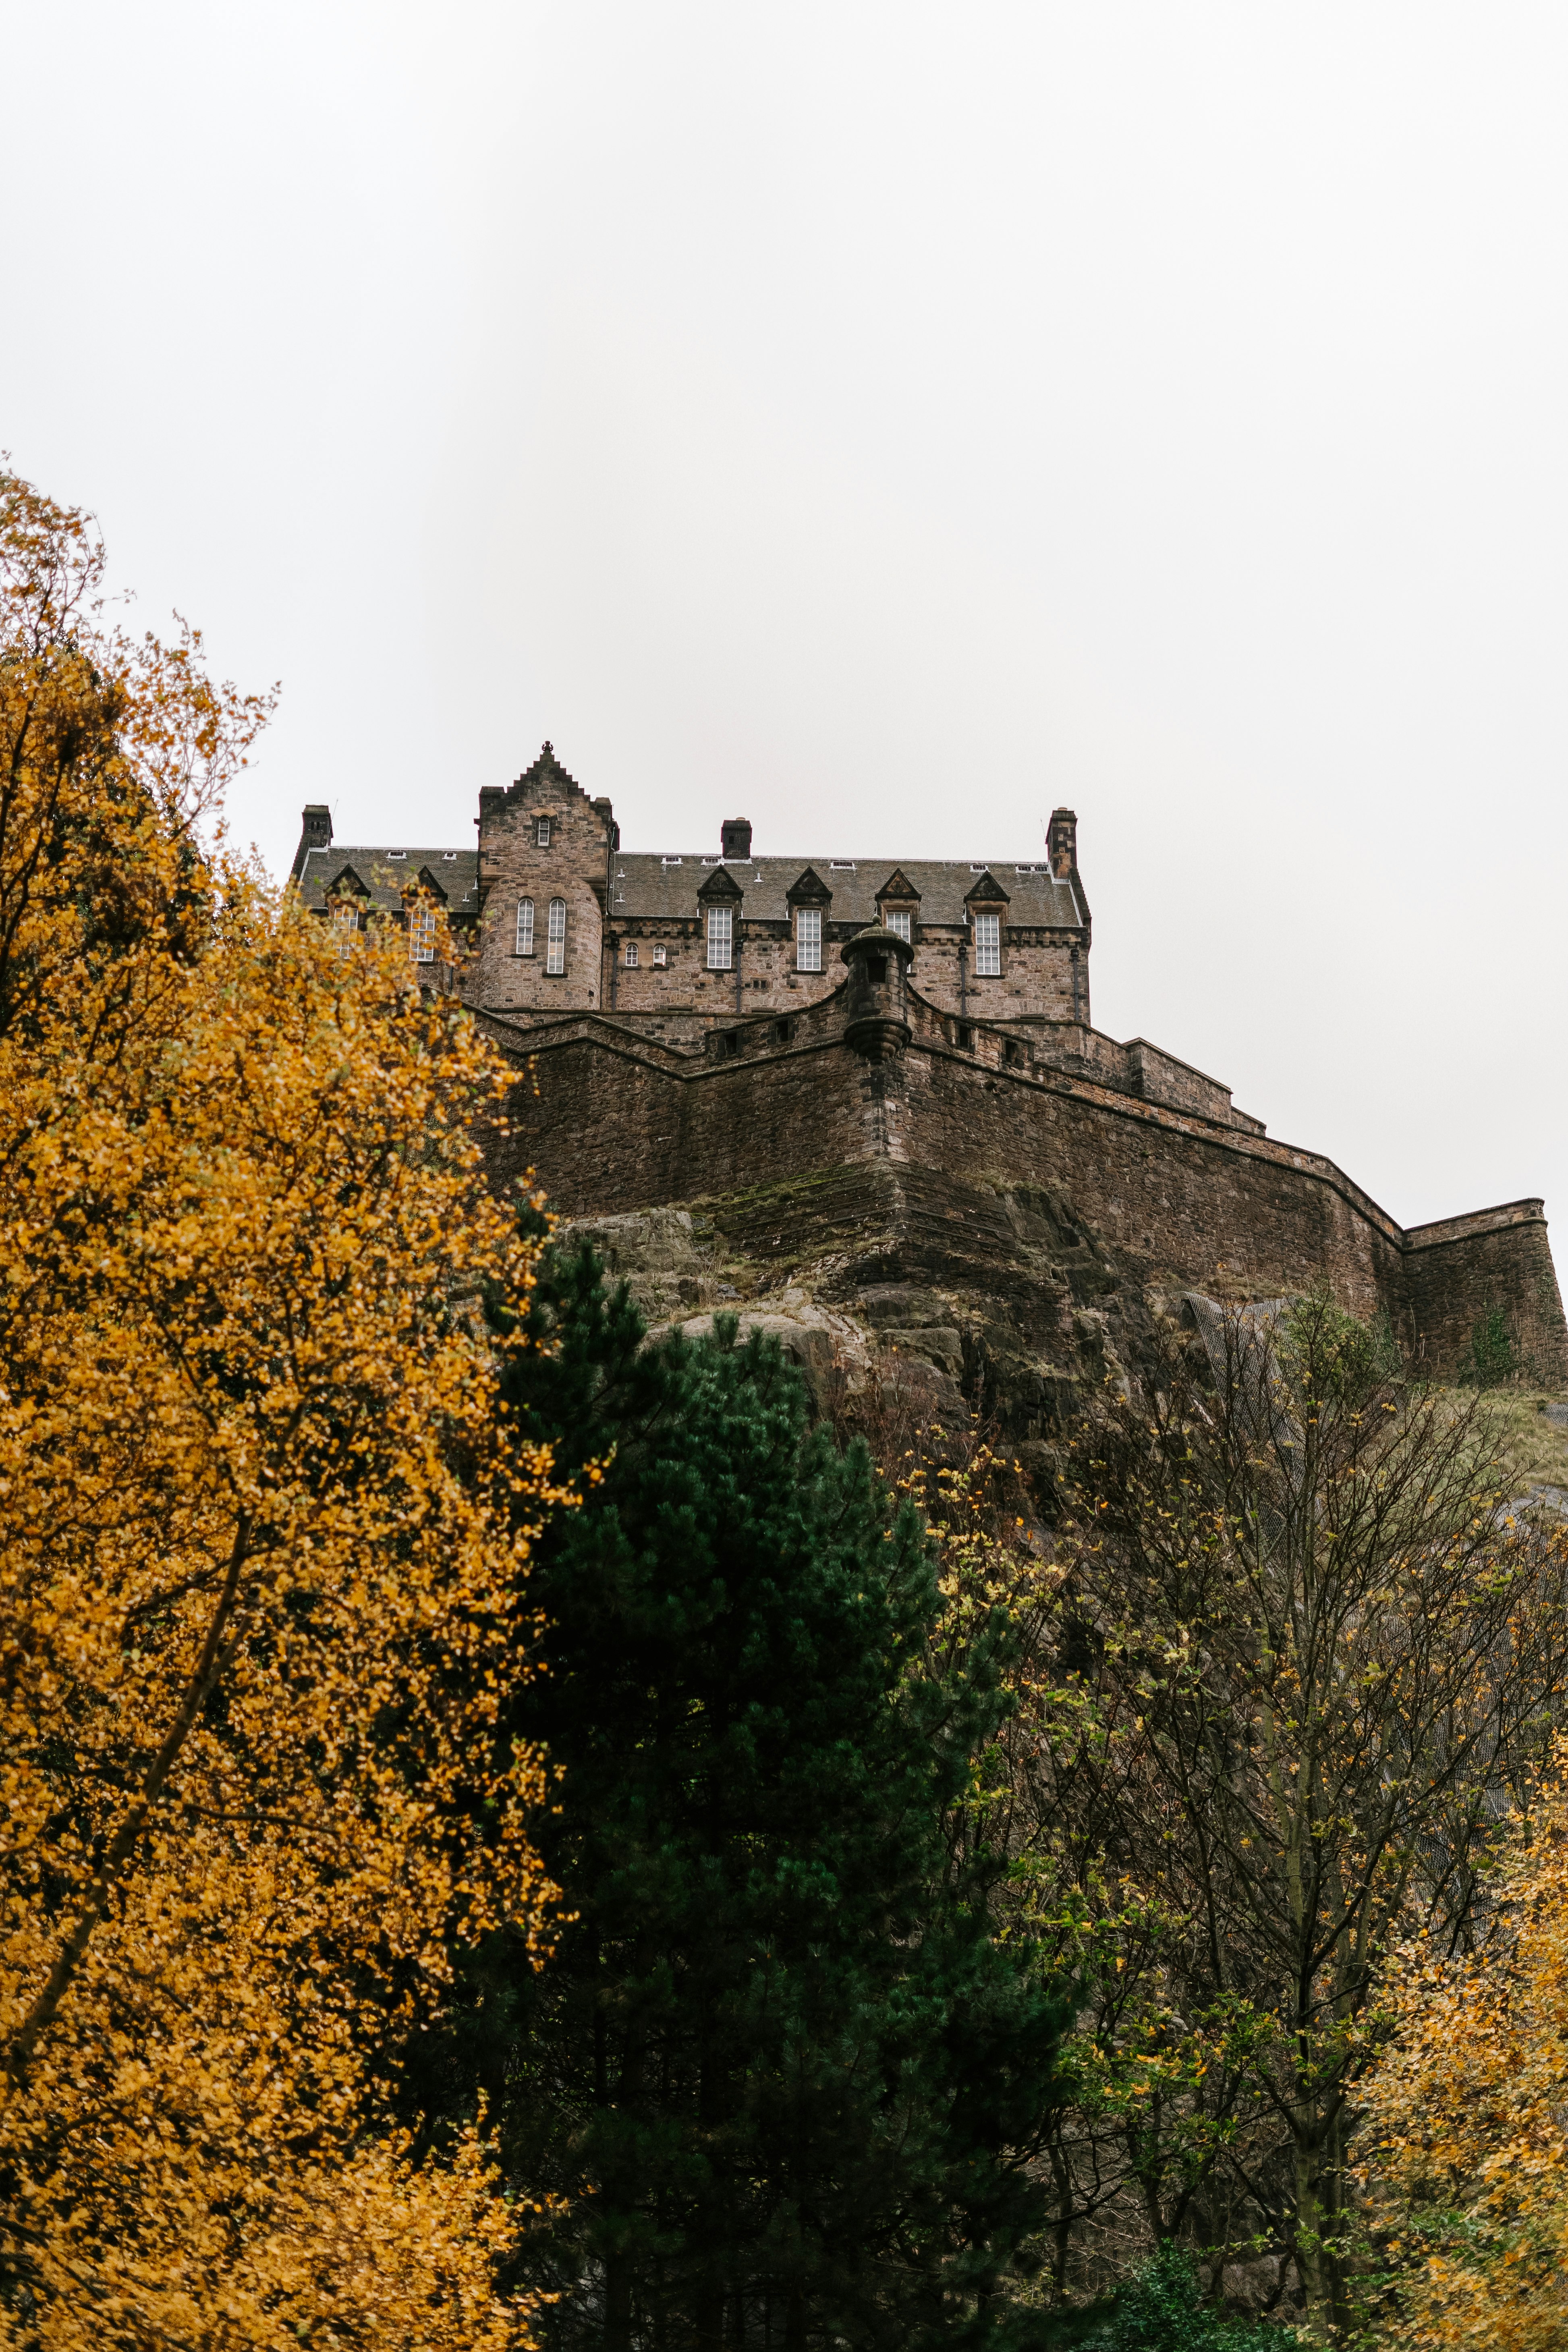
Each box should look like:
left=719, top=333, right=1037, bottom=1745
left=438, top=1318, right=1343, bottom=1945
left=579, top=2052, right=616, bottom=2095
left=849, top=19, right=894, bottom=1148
left=291, top=742, right=1568, bottom=1400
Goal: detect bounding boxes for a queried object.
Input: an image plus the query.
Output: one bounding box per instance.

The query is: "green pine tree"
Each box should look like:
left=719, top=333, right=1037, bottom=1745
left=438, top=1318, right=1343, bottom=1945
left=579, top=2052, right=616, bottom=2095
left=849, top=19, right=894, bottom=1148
left=465, top=1243, right=1070, bottom=2352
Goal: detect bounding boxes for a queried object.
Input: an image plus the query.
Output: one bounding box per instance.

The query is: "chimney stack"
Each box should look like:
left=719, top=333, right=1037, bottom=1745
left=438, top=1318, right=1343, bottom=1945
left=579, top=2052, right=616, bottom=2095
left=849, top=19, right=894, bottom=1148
left=720, top=817, right=753, bottom=862
left=290, top=803, right=333, bottom=881
left=1047, top=807, right=1078, bottom=881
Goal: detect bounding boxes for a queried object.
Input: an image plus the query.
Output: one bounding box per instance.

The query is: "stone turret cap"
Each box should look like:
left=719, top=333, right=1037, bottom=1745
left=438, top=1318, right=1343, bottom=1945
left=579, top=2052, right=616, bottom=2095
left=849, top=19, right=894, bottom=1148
left=839, top=922, right=915, bottom=969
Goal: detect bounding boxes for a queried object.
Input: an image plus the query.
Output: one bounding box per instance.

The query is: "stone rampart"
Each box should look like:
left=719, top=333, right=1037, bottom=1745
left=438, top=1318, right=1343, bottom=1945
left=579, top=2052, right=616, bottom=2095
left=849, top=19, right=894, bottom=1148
left=479, top=974, right=1568, bottom=1386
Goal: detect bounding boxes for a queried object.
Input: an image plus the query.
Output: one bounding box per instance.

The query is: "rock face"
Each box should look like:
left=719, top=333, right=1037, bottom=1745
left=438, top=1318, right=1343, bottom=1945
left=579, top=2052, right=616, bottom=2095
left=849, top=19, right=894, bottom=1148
left=558, top=1162, right=1173, bottom=1464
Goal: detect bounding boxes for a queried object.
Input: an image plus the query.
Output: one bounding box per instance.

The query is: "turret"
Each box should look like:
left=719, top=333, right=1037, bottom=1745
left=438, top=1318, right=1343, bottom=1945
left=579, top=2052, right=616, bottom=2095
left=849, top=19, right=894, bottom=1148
left=840, top=925, right=914, bottom=1060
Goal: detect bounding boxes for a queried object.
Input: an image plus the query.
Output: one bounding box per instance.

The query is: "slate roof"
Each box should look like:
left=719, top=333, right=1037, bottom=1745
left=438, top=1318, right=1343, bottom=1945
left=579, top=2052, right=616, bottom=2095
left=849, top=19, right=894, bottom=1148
left=292, top=844, right=1085, bottom=931
left=295, top=845, right=481, bottom=916
left=607, top=856, right=1085, bottom=928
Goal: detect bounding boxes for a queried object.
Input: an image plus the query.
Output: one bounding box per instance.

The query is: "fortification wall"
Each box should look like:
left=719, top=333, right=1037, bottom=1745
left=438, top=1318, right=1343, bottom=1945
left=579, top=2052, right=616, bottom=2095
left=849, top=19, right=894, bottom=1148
left=483, top=1003, right=1568, bottom=1386
left=1402, top=1202, right=1568, bottom=1382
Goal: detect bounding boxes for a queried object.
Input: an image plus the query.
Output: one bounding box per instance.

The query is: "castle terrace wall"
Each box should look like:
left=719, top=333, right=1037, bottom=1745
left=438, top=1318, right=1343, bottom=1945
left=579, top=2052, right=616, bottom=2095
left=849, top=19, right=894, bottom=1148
left=896, top=1041, right=1410, bottom=1326
left=483, top=1006, right=1568, bottom=1382
left=1402, top=1201, right=1568, bottom=1381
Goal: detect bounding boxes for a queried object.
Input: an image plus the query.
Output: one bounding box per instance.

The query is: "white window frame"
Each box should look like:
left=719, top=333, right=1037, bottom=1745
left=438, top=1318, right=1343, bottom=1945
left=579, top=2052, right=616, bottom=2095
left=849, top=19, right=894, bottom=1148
left=408, top=900, right=438, bottom=965
left=884, top=908, right=912, bottom=944
left=973, top=911, right=1001, bottom=977
left=516, top=897, right=535, bottom=955
left=795, top=907, right=822, bottom=972
left=653, top=943, right=668, bottom=968
left=536, top=815, right=552, bottom=847
left=624, top=940, right=639, bottom=967
left=546, top=897, right=566, bottom=974
left=330, top=900, right=359, bottom=954
left=707, top=906, right=732, bottom=971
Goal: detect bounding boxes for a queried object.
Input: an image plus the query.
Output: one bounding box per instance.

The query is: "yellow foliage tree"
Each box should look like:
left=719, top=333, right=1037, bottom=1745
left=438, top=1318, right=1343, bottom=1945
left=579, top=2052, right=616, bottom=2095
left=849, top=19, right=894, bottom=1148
left=0, top=472, right=564, bottom=2351
left=1359, top=1738, right=1568, bottom=2350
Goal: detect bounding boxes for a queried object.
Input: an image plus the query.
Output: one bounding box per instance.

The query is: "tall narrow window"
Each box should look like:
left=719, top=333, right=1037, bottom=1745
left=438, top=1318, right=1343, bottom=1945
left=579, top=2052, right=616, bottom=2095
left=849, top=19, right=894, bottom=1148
left=884, top=908, right=912, bottom=943
left=408, top=901, right=437, bottom=964
left=707, top=906, right=732, bottom=970
left=795, top=907, right=821, bottom=972
left=546, top=898, right=566, bottom=973
left=973, top=912, right=1001, bottom=977
left=330, top=900, right=359, bottom=954
left=516, top=897, right=535, bottom=955
left=624, top=940, right=639, bottom=967
left=535, top=815, right=552, bottom=848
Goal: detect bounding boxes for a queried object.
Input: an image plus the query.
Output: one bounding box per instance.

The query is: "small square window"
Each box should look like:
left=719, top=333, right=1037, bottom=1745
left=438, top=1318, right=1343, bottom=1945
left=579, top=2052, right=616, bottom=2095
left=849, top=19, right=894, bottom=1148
left=795, top=907, right=822, bottom=972
left=624, top=940, right=639, bottom=967
left=973, top=912, right=1001, bottom=977
left=653, top=944, right=668, bottom=968
left=536, top=816, right=552, bottom=848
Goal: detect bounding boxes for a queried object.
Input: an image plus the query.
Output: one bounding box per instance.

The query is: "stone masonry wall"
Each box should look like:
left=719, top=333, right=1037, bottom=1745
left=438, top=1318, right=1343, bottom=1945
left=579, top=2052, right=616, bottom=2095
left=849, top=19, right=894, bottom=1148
left=471, top=748, right=614, bottom=1014
left=1402, top=1204, right=1568, bottom=1383
left=482, top=991, right=1568, bottom=1383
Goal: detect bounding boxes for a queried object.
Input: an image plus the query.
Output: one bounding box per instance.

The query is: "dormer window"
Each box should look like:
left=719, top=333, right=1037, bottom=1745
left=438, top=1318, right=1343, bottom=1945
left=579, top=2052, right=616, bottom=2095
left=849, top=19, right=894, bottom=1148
left=707, top=907, right=732, bottom=971
left=536, top=816, right=552, bottom=848
left=884, top=909, right=912, bottom=944
left=330, top=900, right=359, bottom=954
left=973, top=912, right=1001, bottom=977
left=795, top=908, right=822, bottom=972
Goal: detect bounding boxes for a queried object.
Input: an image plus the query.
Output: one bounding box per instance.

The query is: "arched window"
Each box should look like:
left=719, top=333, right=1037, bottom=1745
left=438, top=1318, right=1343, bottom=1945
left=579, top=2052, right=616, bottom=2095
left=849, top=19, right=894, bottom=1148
left=546, top=898, right=567, bottom=974
left=516, top=898, right=535, bottom=955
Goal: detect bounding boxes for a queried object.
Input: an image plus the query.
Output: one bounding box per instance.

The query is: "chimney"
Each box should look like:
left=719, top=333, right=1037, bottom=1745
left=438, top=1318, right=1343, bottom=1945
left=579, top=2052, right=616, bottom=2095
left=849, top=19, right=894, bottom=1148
left=290, top=803, right=332, bottom=881
left=1047, top=807, right=1078, bottom=881
left=720, top=817, right=753, bottom=862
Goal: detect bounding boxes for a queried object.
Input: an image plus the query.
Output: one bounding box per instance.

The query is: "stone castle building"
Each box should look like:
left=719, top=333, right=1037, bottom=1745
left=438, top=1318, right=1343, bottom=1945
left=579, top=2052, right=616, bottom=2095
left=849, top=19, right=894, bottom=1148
left=291, top=741, right=1568, bottom=1397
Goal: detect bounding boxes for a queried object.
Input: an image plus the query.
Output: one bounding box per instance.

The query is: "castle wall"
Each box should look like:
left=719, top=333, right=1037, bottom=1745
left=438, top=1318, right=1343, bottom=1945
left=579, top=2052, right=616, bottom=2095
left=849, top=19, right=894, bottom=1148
left=484, top=1006, right=1568, bottom=1384
left=602, top=921, right=1085, bottom=1035
left=483, top=1019, right=872, bottom=1221
left=895, top=1040, right=1408, bottom=1318
left=1401, top=1203, right=1568, bottom=1381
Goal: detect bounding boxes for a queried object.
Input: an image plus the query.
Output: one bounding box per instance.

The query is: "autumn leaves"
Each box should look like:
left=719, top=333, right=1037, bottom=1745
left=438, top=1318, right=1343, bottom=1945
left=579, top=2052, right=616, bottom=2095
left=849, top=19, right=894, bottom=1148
left=0, top=471, right=565, bottom=2352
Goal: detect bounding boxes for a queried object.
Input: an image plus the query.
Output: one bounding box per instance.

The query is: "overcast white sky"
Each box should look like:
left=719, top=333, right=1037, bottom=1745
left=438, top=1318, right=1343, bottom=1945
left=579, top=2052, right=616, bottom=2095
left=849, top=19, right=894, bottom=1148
left=3, top=3, right=1565, bottom=1236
